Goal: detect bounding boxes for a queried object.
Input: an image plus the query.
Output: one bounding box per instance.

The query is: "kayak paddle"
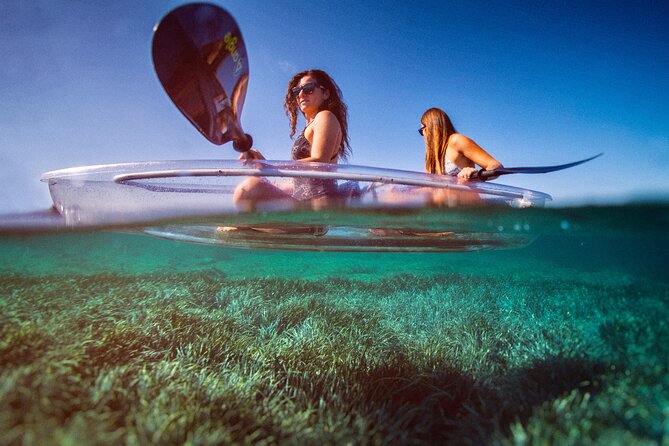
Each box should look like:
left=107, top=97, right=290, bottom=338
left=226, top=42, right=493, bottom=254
left=476, top=153, right=603, bottom=180
left=152, top=2, right=253, bottom=152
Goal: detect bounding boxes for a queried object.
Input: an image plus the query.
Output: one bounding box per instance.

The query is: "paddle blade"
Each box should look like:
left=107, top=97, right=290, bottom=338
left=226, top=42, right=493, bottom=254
left=152, top=3, right=252, bottom=150
left=478, top=153, right=603, bottom=180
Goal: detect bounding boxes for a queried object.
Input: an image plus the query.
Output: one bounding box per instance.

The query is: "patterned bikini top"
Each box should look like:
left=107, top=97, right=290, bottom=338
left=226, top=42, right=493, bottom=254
left=290, top=129, right=339, bottom=201
left=444, top=158, right=461, bottom=176
left=290, top=130, right=338, bottom=161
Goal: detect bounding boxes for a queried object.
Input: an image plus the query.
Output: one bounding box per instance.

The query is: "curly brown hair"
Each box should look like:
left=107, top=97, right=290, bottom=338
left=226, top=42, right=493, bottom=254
left=284, top=69, right=351, bottom=160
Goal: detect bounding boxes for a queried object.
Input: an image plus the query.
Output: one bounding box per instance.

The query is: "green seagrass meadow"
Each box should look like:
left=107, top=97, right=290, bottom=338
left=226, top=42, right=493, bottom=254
left=1, top=264, right=667, bottom=445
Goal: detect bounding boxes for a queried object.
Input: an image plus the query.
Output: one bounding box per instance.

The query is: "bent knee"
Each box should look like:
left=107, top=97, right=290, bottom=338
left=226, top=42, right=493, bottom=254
left=233, top=177, right=269, bottom=203
left=233, top=177, right=258, bottom=202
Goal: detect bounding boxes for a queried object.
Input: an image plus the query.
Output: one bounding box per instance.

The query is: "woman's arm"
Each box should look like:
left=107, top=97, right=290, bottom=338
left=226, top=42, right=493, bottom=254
left=238, top=148, right=265, bottom=160
left=299, top=110, right=341, bottom=162
left=450, top=133, right=502, bottom=179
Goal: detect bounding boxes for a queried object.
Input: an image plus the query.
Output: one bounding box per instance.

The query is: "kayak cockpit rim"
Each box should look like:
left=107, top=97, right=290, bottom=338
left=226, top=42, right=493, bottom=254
left=40, top=160, right=553, bottom=202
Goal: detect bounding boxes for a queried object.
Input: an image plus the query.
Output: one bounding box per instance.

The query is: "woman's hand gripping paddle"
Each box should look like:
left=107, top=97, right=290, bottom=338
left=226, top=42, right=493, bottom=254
left=152, top=2, right=253, bottom=152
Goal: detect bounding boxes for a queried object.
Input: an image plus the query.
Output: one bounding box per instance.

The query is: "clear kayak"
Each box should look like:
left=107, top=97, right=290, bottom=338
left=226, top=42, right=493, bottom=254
left=38, top=160, right=551, bottom=252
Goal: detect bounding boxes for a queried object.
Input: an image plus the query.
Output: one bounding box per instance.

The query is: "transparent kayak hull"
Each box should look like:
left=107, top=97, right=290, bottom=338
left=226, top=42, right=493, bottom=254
left=39, top=160, right=551, bottom=252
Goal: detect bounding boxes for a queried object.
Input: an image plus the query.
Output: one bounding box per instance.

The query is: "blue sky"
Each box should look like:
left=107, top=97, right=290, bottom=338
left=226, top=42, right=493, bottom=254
left=1, top=0, right=667, bottom=213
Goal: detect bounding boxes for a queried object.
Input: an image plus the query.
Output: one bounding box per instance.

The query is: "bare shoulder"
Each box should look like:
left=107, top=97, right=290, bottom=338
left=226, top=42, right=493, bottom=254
left=447, top=133, right=473, bottom=148
left=314, top=110, right=340, bottom=127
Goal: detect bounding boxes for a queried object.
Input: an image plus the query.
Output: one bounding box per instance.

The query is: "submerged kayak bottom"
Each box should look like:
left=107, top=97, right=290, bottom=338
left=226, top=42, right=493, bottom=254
left=143, top=223, right=537, bottom=252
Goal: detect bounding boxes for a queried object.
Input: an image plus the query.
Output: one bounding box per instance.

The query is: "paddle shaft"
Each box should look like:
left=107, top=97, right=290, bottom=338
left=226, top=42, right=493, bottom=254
left=476, top=153, right=603, bottom=180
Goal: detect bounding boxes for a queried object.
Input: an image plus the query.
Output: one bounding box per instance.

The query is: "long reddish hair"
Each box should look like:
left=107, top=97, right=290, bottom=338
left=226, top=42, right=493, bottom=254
left=422, top=107, right=457, bottom=174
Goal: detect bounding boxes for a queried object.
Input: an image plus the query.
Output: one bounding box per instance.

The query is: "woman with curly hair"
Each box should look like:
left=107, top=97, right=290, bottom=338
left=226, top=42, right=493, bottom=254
left=233, top=69, right=350, bottom=204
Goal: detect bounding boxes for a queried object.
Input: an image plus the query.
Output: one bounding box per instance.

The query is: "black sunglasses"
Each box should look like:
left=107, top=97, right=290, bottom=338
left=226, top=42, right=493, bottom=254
left=292, top=82, right=322, bottom=97
left=418, top=124, right=426, bottom=136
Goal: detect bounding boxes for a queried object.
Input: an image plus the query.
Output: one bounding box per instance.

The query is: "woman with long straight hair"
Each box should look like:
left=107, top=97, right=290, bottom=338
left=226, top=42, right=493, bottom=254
left=420, top=107, right=501, bottom=179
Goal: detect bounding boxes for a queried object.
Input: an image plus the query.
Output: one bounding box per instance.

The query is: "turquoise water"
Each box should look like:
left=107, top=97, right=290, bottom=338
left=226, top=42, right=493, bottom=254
left=1, top=204, right=667, bottom=443
left=1, top=205, right=667, bottom=281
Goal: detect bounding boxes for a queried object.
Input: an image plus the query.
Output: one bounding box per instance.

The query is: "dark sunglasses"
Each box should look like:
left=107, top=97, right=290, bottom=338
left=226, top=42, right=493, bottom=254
left=292, top=82, right=322, bottom=97
left=418, top=124, right=426, bottom=136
